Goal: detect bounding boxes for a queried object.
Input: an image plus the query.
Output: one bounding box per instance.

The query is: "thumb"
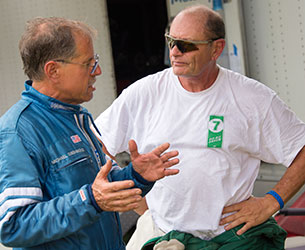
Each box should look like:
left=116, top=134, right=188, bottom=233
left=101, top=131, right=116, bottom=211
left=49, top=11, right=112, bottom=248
left=96, top=160, right=112, bottom=180
left=129, top=139, right=139, bottom=160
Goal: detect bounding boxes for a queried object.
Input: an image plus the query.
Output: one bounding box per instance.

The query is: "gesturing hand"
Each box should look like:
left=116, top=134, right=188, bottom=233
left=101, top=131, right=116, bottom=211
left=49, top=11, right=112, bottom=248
left=92, top=160, right=143, bottom=212
left=129, top=139, right=180, bottom=182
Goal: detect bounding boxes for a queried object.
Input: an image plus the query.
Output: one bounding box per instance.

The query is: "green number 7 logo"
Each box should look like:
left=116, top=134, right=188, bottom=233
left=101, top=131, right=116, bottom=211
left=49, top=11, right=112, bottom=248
left=207, top=115, right=224, bottom=148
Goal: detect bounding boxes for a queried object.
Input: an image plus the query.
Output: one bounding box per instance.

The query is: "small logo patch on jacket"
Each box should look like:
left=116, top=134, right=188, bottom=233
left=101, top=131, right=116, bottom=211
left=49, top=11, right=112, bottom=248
left=79, top=189, right=87, bottom=201
left=71, top=135, right=81, bottom=143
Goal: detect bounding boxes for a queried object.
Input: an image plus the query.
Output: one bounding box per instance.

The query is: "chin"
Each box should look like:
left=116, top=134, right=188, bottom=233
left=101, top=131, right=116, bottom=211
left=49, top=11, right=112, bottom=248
left=173, top=68, right=182, bottom=75
left=87, top=94, right=94, bottom=102
left=173, top=64, right=188, bottom=72
left=173, top=69, right=189, bottom=77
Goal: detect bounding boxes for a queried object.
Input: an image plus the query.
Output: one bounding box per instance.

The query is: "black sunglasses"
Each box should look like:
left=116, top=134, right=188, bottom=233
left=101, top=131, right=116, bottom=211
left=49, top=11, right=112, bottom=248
left=165, top=33, right=220, bottom=53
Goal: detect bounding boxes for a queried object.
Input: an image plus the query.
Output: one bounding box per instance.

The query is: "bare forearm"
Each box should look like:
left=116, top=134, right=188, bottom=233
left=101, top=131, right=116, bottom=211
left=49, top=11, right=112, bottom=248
left=272, top=146, right=305, bottom=204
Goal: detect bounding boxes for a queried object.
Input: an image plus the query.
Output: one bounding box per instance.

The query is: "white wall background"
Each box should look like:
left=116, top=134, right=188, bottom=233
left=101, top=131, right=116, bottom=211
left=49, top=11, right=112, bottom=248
left=0, top=0, right=116, bottom=119
left=243, top=0, right=305, bottom=122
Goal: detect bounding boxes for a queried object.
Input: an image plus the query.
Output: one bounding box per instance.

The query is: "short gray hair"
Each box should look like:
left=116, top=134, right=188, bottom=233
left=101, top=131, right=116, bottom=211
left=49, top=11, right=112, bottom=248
left=19, top=17, right=97, bottom=81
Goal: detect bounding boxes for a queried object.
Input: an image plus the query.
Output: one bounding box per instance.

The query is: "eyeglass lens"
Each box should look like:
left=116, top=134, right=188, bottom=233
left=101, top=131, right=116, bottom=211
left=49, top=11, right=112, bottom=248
left=166, top=37, right=199, bottom=53
left=90, top=54, right=99, bottom=74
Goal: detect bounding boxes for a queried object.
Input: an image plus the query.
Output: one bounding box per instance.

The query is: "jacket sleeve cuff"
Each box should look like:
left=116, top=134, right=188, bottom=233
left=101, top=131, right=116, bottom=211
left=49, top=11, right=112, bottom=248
left=86, top=184, right=103, bottom=213
left=130, top=162, right=154, bottom=186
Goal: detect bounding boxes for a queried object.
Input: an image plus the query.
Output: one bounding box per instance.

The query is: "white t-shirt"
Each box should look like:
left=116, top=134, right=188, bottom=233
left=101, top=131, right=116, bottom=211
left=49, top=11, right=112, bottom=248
left=94, top=67, right=305, bottom=239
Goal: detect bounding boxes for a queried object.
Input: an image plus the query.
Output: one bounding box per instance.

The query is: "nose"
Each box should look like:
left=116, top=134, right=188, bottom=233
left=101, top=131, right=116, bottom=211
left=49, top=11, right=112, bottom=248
left=170, top=45, right=183, bottom=56
left=91, top=65, right=102, bottom=76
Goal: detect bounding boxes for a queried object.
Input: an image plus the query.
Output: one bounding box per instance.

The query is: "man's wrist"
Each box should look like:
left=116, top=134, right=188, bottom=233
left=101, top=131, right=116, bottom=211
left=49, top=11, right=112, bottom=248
left=87, top=184, right=103, bottom=213
left=266, top=190, right=284, bottom=209
left=130, top=162, right=154, bottom=185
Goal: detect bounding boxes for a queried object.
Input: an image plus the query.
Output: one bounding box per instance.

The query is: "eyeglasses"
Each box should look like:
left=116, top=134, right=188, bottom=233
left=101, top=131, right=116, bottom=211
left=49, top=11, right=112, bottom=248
left=54, top=54, right=99, bottom=74
left=165, top=33, right=219, bottom=53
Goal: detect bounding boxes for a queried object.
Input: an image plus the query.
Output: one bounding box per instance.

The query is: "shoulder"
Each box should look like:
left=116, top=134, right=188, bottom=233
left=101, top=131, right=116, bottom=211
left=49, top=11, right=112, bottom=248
left=113, top=68, right=173, bottom=108
left=218, top=68, right=279, bottom=122
left=0, top=99, right=33, bottom=132
left=221, top=67, right=276, bottom=104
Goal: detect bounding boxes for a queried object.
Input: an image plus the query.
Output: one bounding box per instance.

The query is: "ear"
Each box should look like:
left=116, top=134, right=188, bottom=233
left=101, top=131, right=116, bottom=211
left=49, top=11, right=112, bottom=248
left=44, top=61, right=61, bottom=81
left=211, top=39, right=226, bottom=61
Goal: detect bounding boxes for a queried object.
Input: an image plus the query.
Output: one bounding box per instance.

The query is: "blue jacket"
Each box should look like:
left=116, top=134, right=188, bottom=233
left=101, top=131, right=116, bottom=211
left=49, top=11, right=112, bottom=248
left=0, top=81, right=154, bottom=250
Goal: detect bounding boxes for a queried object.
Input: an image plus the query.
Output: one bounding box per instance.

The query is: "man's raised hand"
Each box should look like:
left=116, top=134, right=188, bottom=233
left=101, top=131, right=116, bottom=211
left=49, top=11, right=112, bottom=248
left=92, top=160, right=143, bottom=212
left=129, top=139, right=179, bottom=182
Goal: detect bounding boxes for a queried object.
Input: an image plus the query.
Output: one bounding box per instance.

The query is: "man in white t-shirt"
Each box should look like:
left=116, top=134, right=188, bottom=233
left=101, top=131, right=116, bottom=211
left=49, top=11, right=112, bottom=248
left=93, top=5, right=305, bottom=249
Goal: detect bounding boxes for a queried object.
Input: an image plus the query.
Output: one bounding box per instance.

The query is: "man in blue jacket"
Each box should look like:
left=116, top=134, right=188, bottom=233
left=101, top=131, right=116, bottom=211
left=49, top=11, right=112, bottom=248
left=0, top=17, right=179, bottom=250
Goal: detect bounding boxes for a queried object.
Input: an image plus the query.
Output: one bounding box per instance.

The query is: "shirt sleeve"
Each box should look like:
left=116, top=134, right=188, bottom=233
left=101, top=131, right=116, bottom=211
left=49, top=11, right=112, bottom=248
left=258, top=95, right=305, bottom=167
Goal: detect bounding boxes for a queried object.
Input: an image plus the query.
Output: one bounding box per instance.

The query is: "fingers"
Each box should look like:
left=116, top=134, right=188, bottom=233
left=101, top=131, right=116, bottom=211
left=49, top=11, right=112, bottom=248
left=152, top=142, right=170, bottom=156
left=102, top=187, right=141, bottom=201
left=100, top=186, right=143, bottom=212
left=163, top=168, right=180, bottom=177
left=94, top=164, right=137, bottom=192
left=92, top=179, right=143, bottom=212
left=95, top=160, right=135, bottom=189
left=101, top=195, right=143, bottom=212
left=220, top=213, right=240, bottom=229
left=101, top=185, right=142, bottom=206
left=92, top=158, right=144, bottom=212
left=223, top=215, right=253, bottom=235
left=222, top=203, right=240, bottom=214
left=160, top=150, right=180, bottom=176
left=130, top=139, right=178, bottom=163
left=160, top=149, right=179, bottom=172
left=97, top=160, right=113, bottom=180
left=163, top=158, right=180, bottom=170
left=106, top=179, right=136, bottom=191
left=219, top=211, right=252, bottom=236
left=160, top=150, right=179, bottom=163
left=128, top=139, right=139, bottom=160
left=128, top=139, right=180, bottom=181
left=219, top=197, right=272, bottom=235
left=236, top=225, right=250, bottom=236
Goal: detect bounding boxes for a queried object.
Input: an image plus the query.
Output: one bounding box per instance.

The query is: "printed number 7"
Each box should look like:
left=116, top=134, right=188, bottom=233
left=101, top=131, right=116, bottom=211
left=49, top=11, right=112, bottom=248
left=213, top=120, right=220, bottom=131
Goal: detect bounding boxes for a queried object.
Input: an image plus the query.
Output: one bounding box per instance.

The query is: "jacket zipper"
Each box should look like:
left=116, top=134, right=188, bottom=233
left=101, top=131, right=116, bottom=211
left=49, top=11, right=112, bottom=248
left=74, top=114, right=101, bottom=168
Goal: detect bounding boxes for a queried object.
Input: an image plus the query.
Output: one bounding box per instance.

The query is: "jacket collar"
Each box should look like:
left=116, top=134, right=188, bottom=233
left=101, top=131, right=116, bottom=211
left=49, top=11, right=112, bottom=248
left=22, top=80, right=88, bottom=114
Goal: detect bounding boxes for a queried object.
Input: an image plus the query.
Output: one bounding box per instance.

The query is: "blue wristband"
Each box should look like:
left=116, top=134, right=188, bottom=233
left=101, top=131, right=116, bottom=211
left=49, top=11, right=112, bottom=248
left=266, top=190, right=284, bottom=209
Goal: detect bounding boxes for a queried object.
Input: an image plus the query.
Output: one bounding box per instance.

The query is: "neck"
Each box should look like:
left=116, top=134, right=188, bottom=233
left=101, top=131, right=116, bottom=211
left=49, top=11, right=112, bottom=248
left=32, top=80, right=57, bottom=98
left=178, top=65, right=220, bottom=92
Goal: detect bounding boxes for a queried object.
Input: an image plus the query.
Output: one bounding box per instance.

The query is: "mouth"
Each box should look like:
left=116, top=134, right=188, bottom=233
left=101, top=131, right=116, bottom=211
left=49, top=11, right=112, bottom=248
left=88, top=82, right=96, bottom=91
left=172, top=61, right=187, bottom=67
